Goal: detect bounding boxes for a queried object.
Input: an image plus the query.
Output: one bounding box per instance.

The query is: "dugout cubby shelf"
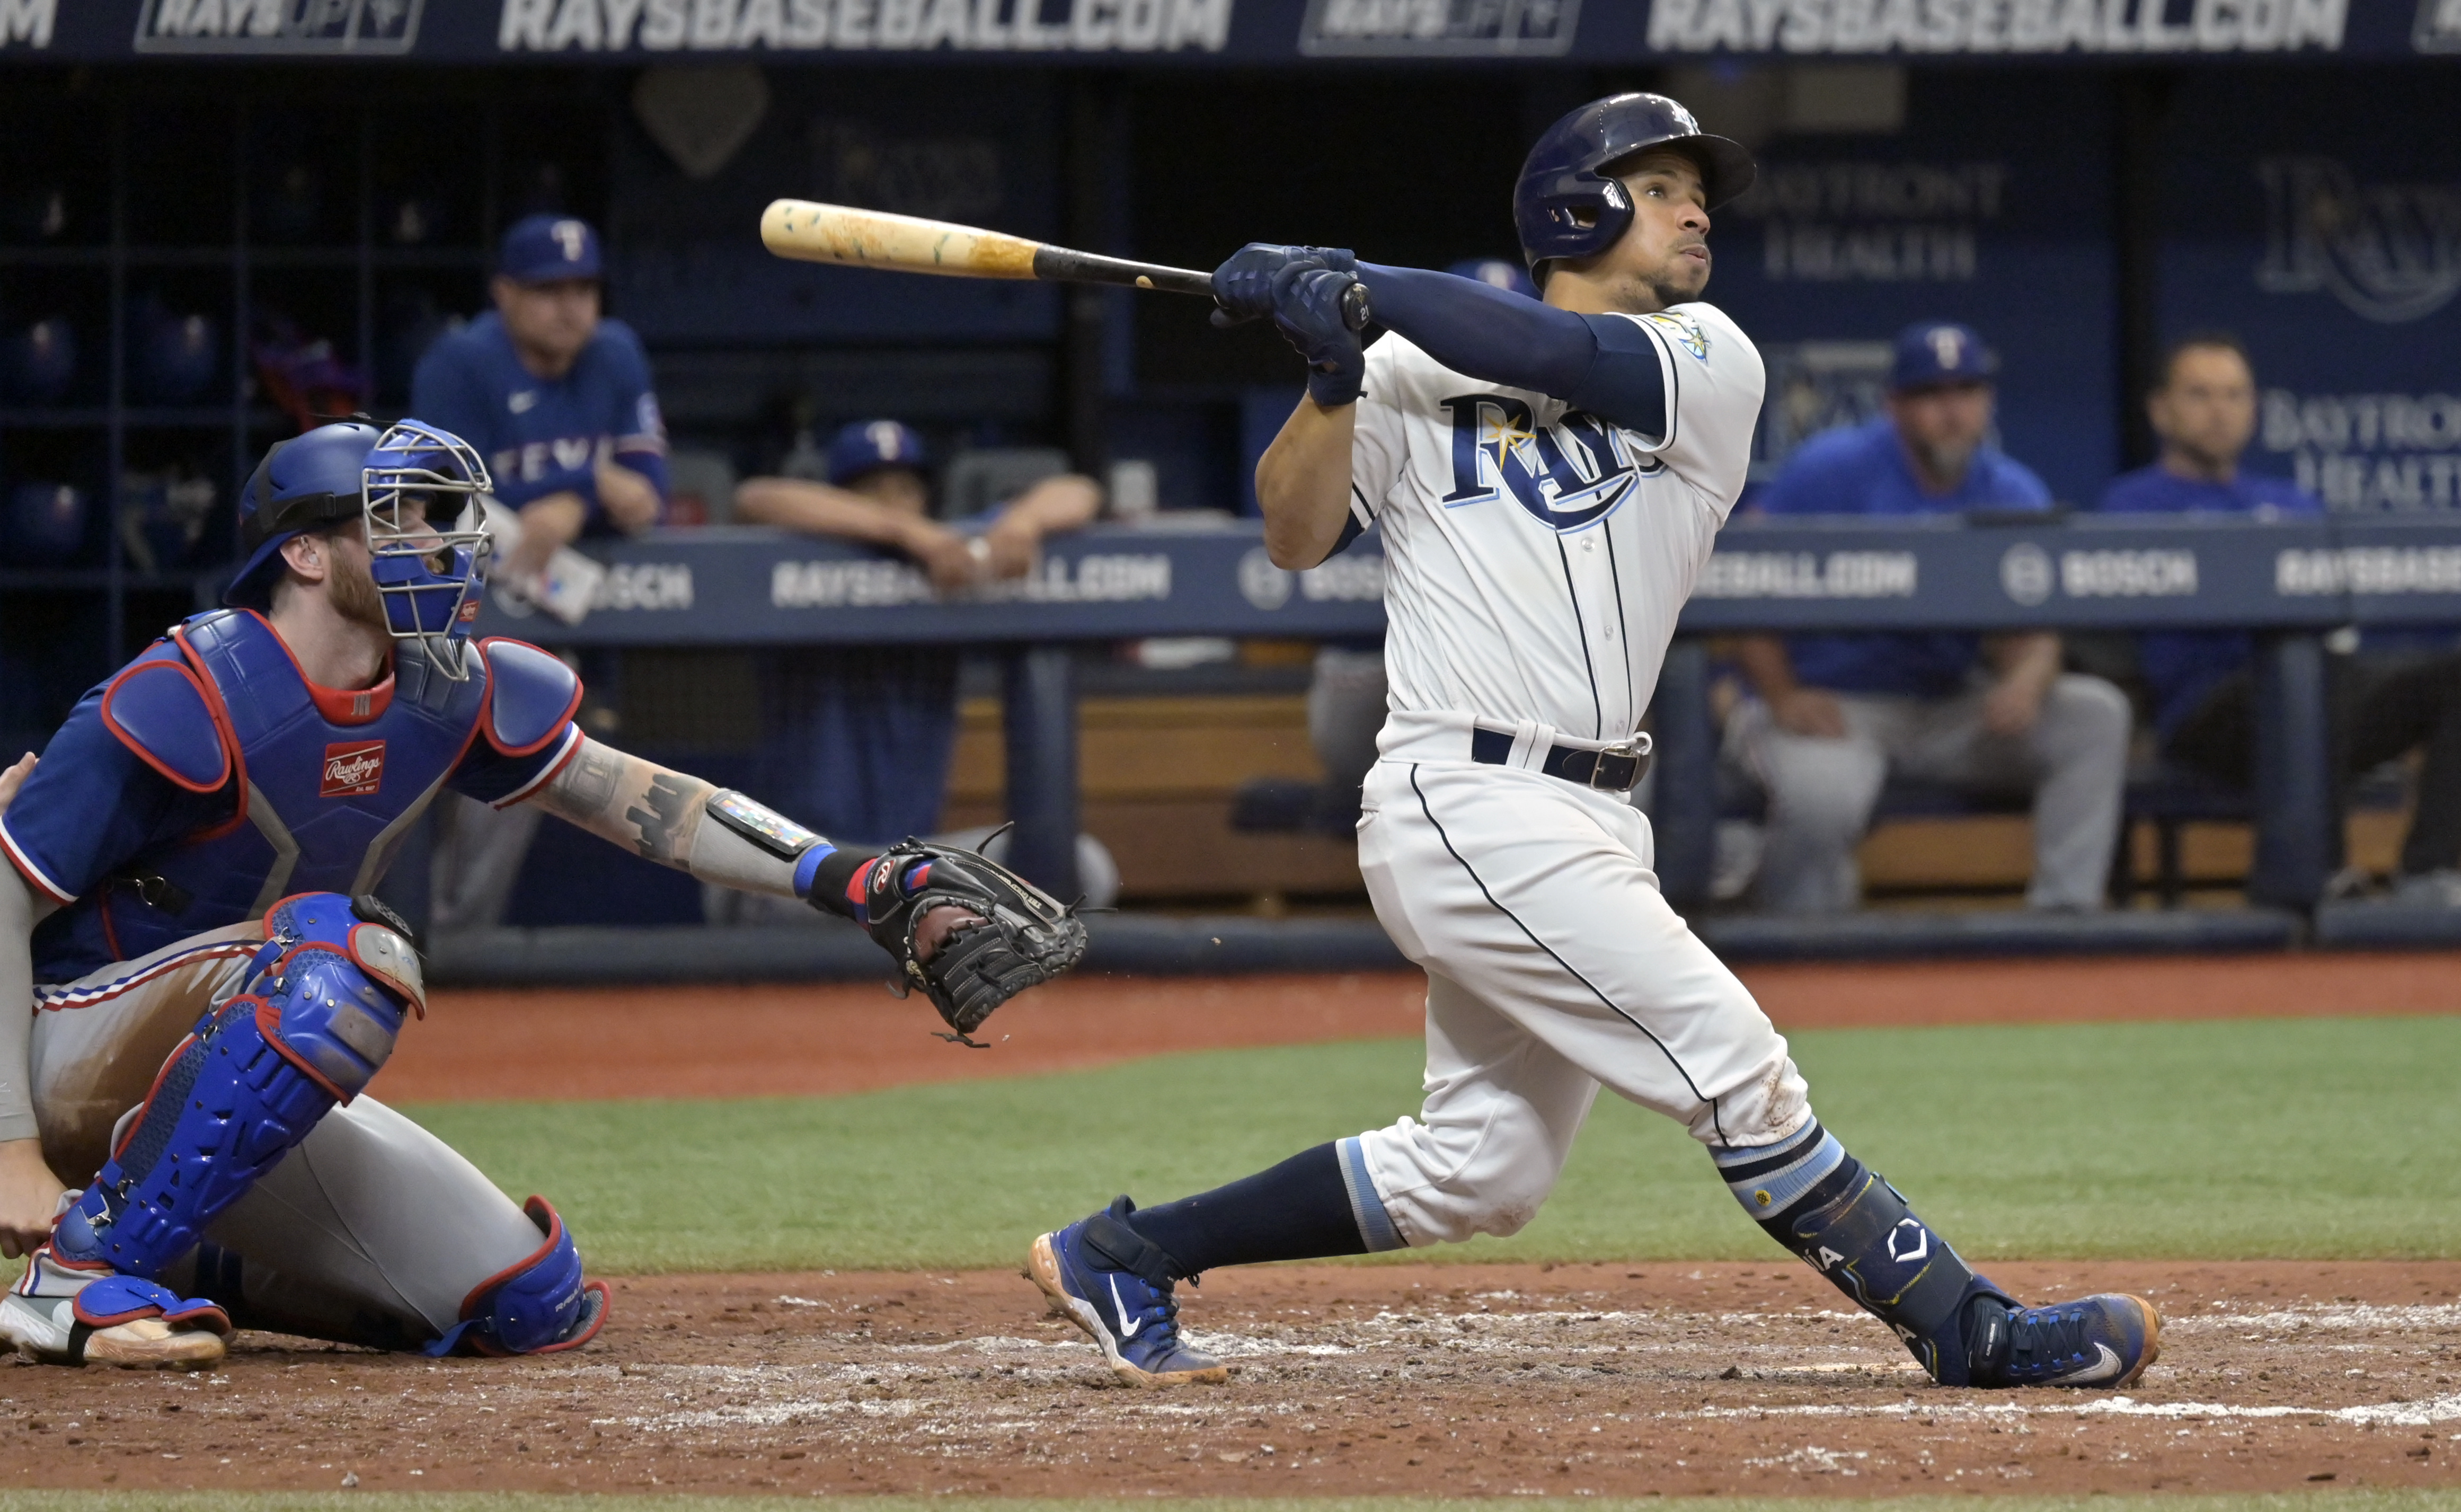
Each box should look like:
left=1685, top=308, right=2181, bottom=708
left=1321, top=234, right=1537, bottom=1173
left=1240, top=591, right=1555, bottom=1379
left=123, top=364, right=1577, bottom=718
left=0, top=69, right=611, bottom=758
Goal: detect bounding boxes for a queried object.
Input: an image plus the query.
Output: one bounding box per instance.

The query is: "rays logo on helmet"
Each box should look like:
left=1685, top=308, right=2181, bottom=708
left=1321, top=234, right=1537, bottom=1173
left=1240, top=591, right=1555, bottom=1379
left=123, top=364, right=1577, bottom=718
left=321, top=741, right=385, bottom=799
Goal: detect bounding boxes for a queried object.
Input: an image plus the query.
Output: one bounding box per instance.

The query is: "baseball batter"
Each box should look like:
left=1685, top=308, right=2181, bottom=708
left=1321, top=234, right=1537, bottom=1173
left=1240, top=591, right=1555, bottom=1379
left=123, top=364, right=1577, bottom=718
left=0, top=419, right=1082, bottom=1368
left=1029, top=95, right=2160, bottom=1392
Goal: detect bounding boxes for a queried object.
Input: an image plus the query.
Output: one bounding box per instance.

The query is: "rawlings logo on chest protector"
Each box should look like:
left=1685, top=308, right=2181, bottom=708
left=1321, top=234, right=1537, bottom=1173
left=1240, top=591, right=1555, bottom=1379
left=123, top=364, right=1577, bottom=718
left=321, top=741, right=386, bottom=799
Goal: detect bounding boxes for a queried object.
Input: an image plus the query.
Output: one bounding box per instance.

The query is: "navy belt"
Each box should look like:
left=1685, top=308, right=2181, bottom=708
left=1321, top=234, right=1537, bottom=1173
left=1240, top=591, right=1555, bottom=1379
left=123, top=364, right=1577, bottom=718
left=1467, top=727, right=1652, bottom=792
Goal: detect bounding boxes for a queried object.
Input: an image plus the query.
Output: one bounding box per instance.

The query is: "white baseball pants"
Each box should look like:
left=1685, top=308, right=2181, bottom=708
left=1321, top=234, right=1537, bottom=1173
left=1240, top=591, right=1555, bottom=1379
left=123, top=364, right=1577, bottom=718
left=1349, top=713, right=1812, bottom=1248
left=29, top=925, right=554, bottom=1347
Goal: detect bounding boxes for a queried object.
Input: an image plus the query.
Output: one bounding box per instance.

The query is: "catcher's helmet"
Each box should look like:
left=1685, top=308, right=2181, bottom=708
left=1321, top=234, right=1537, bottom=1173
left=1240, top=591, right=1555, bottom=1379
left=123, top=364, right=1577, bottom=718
left=227, top=421, right=389, bottom=608
left=1513, top=94, right=1756, bottom=280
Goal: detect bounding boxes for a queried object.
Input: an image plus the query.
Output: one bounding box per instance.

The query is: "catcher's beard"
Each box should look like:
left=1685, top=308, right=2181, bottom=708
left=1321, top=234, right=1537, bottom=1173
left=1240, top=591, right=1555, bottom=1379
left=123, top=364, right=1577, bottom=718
left=324, top=545, right=391, bottom=634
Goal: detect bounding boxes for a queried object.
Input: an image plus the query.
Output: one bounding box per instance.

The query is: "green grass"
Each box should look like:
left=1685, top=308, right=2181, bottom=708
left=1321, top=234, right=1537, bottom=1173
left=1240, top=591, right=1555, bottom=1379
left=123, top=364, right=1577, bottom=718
left=5, top=1496, right=2460, bottom=1512
left=401, top=1014, right=2461, bottom=1274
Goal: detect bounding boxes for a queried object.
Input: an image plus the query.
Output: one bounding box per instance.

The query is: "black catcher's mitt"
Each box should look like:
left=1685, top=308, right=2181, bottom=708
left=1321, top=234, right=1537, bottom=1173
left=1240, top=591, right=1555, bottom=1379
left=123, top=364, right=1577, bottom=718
left=860, top=837, right=1088, bottom=1045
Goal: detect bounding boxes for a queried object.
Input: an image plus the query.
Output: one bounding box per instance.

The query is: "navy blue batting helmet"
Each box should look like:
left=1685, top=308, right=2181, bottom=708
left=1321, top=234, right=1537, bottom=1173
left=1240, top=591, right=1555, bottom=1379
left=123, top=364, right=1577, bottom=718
left=1513, top=94, right=1756, bottom=281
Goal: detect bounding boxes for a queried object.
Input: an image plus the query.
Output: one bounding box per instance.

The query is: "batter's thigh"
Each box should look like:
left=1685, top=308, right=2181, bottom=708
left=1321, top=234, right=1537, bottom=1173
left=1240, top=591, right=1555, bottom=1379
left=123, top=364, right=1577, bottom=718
left=175, top=1095, right=556, bottom=1351
left=1360, top=758, right=1808, bottom=1148
left=28, top=923, right=266, bottom=1184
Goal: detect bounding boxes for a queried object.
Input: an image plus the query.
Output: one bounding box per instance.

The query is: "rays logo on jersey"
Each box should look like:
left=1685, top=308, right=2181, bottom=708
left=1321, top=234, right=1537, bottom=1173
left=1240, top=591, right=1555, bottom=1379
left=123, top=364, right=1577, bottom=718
left=1643, top=311, right=1711, bottom=361
left=1438, top=395, right=1663, bottom=534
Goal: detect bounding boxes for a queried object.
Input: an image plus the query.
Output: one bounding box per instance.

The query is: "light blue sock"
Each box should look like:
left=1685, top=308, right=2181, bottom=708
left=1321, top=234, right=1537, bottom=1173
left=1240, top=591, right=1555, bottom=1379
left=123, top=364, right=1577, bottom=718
left=1708, top=1118, right=1846, bottom=1219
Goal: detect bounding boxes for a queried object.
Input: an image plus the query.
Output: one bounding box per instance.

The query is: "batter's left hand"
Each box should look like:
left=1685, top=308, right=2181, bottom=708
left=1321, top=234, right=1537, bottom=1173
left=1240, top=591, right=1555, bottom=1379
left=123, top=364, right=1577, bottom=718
left=1271, top=263, right=1368, bottom=408
left=1212, top=243, right=1356, bottom=325
left=0, top=752, right=33, bottom=814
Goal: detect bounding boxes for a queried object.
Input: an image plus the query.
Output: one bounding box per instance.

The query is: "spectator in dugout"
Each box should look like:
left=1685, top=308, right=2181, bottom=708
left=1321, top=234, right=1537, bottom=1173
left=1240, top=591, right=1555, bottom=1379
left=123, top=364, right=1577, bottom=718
left=413, top=214, right=668, bottom=591
left=2101, top=332, right=2461, bottom=906
left=1730, top=321, right=2131, bottom=915
left=411, top=213, right=669, bottom=934
left=716, top=421, right=1107, bottom=921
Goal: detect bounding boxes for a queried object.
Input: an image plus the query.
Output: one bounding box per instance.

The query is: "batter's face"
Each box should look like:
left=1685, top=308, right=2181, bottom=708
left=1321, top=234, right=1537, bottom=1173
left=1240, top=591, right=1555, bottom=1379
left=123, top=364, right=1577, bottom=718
left=1550, top=151, right=1714, bottom=314
left=2150, top=344, right=2257, bottom=478
left=492, top=275, right=601, bottom=376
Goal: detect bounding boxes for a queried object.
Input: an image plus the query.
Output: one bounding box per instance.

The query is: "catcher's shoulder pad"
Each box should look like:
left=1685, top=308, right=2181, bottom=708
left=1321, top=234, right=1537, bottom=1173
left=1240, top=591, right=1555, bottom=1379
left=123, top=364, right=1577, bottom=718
left=477, top=639, right=583, bottom=758
left=100, top=651, right=233, bottom=794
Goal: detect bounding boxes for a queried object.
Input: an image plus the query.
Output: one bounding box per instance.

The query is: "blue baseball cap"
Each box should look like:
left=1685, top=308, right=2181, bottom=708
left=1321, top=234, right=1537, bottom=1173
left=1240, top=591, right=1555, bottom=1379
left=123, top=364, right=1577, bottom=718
left=499, top=214, right=601, bottom=284
left=826, top=420, right=928, bottom=487
left=1891, top=321, right=1998, bottom=391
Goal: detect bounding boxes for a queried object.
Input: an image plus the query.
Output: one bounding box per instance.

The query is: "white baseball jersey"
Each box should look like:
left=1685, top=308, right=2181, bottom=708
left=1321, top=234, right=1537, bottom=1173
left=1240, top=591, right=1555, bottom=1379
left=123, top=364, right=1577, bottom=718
left=1348, top=303, right=1764, bottom=742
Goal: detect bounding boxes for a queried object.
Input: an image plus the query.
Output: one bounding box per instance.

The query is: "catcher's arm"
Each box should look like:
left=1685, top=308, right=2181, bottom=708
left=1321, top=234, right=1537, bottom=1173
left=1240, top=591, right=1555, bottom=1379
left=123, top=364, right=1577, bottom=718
left=527, top=736, right=976, bottom=953
left=529, top=737, right=1086, bottom=1042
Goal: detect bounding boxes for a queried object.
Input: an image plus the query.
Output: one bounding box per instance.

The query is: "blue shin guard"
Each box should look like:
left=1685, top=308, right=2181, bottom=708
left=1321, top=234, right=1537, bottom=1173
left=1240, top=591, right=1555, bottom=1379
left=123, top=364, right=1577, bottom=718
left=426, top=1196, right=609, bottom=1356
left=1761, top=1162, right=2009, bottom=1386
left=54, top=893, right=420, bottom=1280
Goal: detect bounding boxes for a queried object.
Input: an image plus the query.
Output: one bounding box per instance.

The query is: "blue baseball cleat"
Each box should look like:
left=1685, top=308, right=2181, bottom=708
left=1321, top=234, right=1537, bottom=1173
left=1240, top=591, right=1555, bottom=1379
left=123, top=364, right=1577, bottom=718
left=1967, top=1292, right=2161, bottom=1388
left=1025, top=1197, right=1228, bottom=1387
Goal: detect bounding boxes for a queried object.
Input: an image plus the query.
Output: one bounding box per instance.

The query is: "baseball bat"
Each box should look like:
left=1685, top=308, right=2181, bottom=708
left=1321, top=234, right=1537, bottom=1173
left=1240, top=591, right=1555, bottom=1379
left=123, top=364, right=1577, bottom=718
left=759, top=199, right=1371, bottom=331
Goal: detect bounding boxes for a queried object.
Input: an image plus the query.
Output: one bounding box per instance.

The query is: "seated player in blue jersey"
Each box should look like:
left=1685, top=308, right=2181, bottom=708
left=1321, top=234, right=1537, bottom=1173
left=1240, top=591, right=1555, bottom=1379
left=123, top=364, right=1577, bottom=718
left=729, top=421, right=1102, bottom=865
left=2102, top=333, right=2461, bottom=905
left=0, top=420, right=1072, bottom=1369
left=411, top=214, right=668, bottom=596
left=412, top=215, right=670, bottom=933
left=1730, top=322, right=2132, bottom=915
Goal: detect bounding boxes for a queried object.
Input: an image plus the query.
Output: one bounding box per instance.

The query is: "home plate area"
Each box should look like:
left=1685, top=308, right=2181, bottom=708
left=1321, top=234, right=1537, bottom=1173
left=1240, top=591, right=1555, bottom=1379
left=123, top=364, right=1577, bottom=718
left=6, top=1260, right=2457, bottom=1497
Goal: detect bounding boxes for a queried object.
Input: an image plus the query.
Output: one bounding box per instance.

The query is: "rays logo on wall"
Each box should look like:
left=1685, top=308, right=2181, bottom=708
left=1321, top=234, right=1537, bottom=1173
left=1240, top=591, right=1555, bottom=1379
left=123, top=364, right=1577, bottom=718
left=2258, top=156, right=2461, bottom=323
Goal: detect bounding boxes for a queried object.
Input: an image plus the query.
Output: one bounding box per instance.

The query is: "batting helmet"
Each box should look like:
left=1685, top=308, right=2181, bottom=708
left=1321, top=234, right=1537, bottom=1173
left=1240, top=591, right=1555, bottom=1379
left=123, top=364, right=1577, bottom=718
left=1513, top=94, right=1756, bottom=280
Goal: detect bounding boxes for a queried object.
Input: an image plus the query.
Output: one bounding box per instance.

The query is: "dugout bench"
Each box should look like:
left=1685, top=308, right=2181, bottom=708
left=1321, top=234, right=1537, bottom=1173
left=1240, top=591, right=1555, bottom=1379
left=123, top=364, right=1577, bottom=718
left=480, top=513, right=2461, bottom=916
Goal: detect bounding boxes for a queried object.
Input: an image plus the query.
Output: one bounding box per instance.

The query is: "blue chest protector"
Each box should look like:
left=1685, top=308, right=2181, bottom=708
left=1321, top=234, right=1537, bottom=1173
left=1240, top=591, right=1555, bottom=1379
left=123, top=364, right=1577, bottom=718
left=70, top=609, right=578, bottom=966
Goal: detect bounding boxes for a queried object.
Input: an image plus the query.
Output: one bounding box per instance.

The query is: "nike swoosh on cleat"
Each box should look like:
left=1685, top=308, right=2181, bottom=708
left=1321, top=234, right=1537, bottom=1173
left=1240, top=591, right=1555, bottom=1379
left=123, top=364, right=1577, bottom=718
left=2043, top=1342, right=2125, bottom=1385
left=1108, top=1276, right=1143, bottom=1339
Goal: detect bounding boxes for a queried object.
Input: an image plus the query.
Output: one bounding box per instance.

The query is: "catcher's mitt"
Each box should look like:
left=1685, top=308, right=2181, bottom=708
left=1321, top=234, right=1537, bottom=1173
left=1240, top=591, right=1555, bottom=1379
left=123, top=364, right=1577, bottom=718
left=860, top=837, right=1088, bottom=1045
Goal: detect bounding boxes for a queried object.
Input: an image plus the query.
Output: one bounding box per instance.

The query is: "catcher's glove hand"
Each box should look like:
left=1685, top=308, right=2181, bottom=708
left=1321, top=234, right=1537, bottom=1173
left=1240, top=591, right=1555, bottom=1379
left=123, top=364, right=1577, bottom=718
left=861, top=837, right=1088, bottom=1046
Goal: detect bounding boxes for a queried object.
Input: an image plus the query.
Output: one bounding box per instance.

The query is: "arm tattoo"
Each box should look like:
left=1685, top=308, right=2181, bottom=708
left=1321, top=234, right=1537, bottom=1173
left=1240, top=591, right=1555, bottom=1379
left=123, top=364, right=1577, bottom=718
left=625, top=773, right=706, bottom=865
left=559, top=743, right=623, bottom=815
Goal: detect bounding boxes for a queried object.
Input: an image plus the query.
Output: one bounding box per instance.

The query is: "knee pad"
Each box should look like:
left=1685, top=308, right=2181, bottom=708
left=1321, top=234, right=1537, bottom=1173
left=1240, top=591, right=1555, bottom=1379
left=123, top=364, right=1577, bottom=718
left=426, top=1197, right=609, bottom=1357
left=55, top=894, right=418, bottom=1279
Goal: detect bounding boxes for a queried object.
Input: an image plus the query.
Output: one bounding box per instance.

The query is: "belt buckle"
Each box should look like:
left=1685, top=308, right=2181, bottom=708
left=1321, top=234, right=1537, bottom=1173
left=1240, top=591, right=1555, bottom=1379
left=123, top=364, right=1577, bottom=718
left=1595, top=733, right=1653, bottom=793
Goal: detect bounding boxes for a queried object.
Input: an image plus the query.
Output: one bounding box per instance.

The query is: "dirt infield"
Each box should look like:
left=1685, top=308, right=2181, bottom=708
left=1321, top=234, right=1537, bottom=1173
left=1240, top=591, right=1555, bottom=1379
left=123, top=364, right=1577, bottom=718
left=388, top=951, right=2461, bottom=1103
left=5, top=1260, right=2455, bottom=1497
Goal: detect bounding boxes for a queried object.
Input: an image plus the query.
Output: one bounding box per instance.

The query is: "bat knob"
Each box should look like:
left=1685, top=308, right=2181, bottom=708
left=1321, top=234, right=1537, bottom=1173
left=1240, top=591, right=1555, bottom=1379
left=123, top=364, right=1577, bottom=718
left=1339, top=279, right=1373, bottom=333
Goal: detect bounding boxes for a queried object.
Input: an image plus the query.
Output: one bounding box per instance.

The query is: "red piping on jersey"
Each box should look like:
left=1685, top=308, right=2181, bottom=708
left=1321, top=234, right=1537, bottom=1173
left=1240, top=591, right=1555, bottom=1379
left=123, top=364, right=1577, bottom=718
left=169, top=624, right=252, bottom=843
left=98, top=660, right=233, bottom=794
left=0, top=824, right=74, bottom=907
left=474, top=638, right=585, bottom=759
left=491, top=724, right=582, bottom=810
left=95, top=886, right=125, bottom=963
left=237, top=608, right=395, bottom=725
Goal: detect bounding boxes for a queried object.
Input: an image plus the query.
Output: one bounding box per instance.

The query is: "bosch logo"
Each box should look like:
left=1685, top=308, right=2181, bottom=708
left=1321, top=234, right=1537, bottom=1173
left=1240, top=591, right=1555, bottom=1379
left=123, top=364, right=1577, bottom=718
left=320, top=741, right=385, bottom=799
left=1238, top=547, right=1294, bottom=611
left=1999, top=542, right=2053, bottom=607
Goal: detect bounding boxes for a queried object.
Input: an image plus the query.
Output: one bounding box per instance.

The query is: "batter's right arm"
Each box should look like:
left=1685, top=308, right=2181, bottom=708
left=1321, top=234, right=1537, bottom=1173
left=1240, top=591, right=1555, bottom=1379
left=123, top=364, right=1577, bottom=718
left=1256, top=401, right=1359, bottom=570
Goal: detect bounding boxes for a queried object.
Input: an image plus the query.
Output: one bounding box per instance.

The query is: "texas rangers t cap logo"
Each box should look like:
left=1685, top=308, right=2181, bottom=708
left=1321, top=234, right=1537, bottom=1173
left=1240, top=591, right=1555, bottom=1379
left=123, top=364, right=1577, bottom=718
left=322, top=740, right=385, bottom=799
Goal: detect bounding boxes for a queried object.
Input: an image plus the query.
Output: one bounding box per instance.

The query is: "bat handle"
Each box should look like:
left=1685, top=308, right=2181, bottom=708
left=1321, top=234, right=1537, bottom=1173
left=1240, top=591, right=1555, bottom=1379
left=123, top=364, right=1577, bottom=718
left=1339, top=279, right=1373, bottom=333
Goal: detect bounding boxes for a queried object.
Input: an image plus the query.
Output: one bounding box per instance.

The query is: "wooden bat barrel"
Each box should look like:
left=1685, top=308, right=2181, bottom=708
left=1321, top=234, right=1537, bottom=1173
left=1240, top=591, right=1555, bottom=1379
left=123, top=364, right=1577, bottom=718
left=760, top=200, right=1041, bottom=280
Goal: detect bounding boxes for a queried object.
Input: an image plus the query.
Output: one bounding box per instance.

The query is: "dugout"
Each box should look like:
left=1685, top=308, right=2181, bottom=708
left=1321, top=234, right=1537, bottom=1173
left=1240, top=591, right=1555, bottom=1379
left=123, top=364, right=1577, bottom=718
left=2, top=0, right=2455, bottom=929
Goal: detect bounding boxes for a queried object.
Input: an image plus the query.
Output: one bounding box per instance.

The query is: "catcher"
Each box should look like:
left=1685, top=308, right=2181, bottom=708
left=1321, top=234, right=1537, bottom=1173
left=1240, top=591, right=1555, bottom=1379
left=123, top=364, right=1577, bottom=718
left=0, top=418, right=1083, bottom=1368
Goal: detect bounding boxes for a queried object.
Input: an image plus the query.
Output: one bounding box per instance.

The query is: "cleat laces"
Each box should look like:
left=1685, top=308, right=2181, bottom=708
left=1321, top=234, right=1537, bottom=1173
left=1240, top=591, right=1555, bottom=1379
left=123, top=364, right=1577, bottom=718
left=2003, top=1305, right=2091, bottom=1380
